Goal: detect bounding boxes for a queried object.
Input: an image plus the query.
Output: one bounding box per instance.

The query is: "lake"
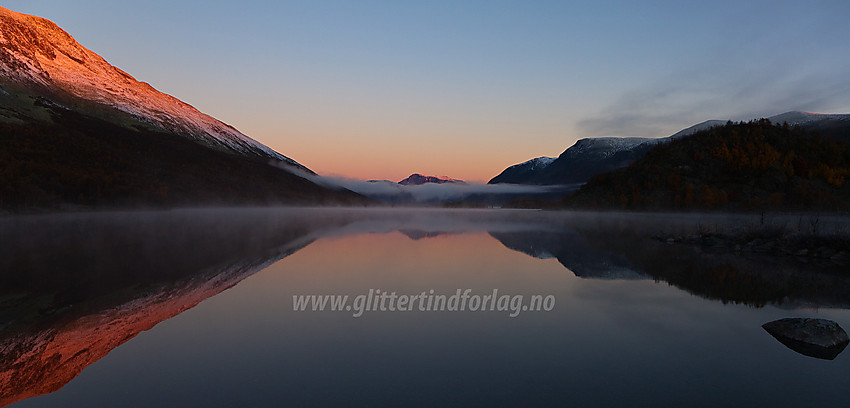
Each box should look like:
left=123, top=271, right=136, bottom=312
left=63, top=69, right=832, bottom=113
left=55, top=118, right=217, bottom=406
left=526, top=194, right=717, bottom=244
left=1, top=208, right=849, bottom=407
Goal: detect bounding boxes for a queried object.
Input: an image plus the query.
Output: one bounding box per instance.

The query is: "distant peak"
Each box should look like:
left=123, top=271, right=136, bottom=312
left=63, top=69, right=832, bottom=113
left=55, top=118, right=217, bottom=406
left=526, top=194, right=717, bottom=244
left=398, top=173, right=464, bottom=185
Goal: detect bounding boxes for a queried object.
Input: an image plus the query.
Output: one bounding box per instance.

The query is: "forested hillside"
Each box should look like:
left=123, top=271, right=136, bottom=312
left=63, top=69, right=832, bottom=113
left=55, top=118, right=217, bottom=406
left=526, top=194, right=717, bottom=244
left=564, top=120, right=850, bottom=212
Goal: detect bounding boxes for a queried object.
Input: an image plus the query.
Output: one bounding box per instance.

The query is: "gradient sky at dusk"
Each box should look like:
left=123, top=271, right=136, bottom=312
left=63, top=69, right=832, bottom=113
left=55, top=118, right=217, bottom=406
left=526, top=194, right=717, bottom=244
left=6, top=0, right=850, bottom=182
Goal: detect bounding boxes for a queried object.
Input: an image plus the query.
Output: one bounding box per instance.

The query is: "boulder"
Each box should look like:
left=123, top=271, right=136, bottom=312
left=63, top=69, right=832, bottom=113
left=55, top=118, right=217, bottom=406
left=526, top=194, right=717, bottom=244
left=762, top=318, right=849, bottom=360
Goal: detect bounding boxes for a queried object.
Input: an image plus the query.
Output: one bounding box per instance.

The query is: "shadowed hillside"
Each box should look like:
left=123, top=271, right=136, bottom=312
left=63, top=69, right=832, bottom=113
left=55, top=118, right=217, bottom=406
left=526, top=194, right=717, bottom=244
left=564, top=120, right=850, bottom=212
left=0, top=103, right=369, bottom=211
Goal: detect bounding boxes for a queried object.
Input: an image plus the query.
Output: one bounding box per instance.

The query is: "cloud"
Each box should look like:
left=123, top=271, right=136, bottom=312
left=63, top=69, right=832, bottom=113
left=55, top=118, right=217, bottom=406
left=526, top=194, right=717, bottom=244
left=577, top=44, right=850, bottom=138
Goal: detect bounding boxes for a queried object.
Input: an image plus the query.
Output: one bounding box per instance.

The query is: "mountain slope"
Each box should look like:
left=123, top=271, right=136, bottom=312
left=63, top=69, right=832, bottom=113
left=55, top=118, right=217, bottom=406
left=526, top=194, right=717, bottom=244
left=0, top=6, right=368, bottom=210
left=488, top=156, right=555, bottom=185
left=490, top=112, right=850, bottom=187
left=490, top=137, right=659, bottom=185
left=0, top=109, right=368, bottom=210
left=767, top=111, right=850, bottom=142
left=564, top=120, right=850, bottom=211
left=0, top=6, right=307, bottom=170
left=668, top=120, right=727, bottom=139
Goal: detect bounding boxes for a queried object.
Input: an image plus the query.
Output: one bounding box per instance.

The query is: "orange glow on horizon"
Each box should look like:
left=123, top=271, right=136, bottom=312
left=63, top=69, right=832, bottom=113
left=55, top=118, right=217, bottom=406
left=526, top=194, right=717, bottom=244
left=233, top=103, right=570, bottom=185
left=266, top=136, right=564, bottom=184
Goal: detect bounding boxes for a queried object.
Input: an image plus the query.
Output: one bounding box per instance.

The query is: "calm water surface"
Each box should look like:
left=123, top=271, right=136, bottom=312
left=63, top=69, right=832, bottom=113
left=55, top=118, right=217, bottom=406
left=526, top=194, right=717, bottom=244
left=1, top=208, right=849, bottom=407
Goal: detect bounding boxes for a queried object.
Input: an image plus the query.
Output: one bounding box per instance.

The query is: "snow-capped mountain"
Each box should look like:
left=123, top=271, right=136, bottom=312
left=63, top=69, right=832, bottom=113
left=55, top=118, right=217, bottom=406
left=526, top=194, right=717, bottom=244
left=490, top=111, right=850, bottom=186
left=521, top=156, right=557, bottom=170
left=0, top=6, right=307, bottom=171
left=488, top=156, right=555, bottom=185
left=0, top=6, right=371, bottom=210
left=766, top=111, right=850, bottom=142
left=560, top=137, right=657, bottom=159
left=489, top=136, right=660, bottom=185
left=768, top=111, right=850, bottom=126
left=398, top=173, right=464, bottom=185
left=669, top=120, right=727, bottom=139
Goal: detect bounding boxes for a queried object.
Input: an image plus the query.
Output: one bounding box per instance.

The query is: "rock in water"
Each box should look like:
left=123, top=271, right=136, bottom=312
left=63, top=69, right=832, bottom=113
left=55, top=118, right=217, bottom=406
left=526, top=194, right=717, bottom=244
left=762, top=318, right=849, bottom=360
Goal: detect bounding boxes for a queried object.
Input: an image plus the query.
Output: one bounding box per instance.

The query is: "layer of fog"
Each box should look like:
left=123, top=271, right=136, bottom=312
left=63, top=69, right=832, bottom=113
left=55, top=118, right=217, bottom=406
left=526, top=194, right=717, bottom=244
left=300, top=173, right=576, bottom=203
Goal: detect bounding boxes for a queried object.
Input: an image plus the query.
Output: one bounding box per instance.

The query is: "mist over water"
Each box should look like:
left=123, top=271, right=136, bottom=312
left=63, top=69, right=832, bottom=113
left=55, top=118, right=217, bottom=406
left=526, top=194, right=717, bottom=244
left=2, top=208, right=850, bottom=407
left=293, top=171, right=577, bottom=204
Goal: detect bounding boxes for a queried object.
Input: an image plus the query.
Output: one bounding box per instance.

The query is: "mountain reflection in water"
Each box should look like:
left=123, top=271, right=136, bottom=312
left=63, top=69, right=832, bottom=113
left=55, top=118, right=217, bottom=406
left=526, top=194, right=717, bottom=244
left=1, top=208, right=849, bottom=406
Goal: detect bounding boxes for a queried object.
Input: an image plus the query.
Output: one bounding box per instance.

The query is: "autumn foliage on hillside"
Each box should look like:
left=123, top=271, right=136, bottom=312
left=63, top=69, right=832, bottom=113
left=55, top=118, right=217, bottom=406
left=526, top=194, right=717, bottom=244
left=565, top=120, right=850, bottom=211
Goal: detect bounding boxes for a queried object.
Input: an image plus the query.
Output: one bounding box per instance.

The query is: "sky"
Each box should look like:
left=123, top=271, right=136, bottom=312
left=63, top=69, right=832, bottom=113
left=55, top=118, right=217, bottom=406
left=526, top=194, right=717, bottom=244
left=5, top=0, right=850, bottom=182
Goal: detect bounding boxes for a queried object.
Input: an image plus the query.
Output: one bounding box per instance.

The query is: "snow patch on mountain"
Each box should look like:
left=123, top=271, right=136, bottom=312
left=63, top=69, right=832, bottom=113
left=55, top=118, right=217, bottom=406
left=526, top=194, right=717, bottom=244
left=564, top=137, right=657, bottom=159
left=669, top=120, right=727, bottom=139
left=768, top=111, right=850, bottom=126
left=507, top=156, right=555, bottom=171
left=0, top=6, right=306, bottom=171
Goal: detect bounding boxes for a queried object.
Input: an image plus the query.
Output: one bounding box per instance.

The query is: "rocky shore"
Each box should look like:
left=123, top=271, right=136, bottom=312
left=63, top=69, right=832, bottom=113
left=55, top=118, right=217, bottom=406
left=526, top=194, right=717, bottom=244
left=653, top=231, right=850, bottom=265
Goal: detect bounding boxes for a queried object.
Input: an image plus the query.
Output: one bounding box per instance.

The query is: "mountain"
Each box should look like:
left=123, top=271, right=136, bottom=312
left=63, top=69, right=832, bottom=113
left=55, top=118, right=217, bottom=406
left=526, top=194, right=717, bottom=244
left=768, top=111, right=850, bottom=127
left=564, top=119, right=850, bottom=211
left=488, top=156, right=555, bottom=185
left=398, top=173, right=464, bottom=185
left=0, top=6, right=366, bottom=211
left=489, top=137, right=661, bottom=185
left=669, top=120, right=727, bottom=139
left=767, top=111, right=850, bottom=141
left=0, top=6, right=307, bottom=170
left=489, top=112, right=850, bottom=187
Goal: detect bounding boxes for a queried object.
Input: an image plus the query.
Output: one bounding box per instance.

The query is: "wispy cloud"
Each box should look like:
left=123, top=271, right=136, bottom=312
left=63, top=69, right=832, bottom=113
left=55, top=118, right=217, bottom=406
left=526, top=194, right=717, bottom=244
left=577, top=41, right=850, bottom=138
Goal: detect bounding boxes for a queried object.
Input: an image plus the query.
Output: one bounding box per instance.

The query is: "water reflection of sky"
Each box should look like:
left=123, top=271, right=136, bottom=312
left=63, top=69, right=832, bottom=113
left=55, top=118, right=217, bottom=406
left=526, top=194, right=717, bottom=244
left=5, top=209, right=850, bottom=408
